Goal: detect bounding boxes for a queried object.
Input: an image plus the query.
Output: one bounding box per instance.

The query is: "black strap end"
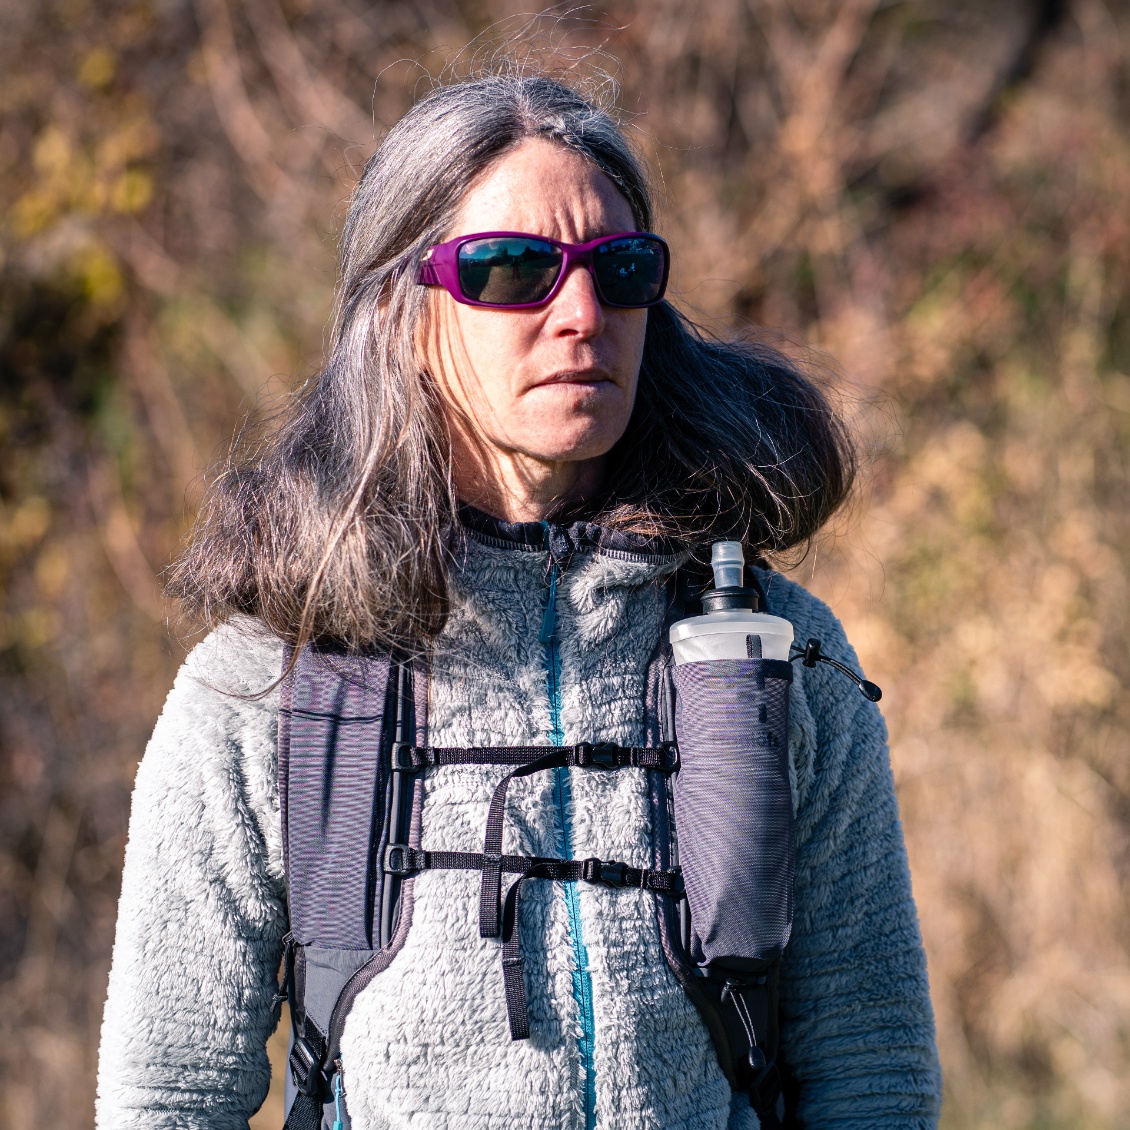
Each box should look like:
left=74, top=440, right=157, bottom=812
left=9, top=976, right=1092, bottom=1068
left=749, top=1060, right=784, bottom=1125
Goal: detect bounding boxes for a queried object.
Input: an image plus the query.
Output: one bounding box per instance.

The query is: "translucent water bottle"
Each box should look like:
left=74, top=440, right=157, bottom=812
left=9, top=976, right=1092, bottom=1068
left=669, top=541, right=794, bottom=663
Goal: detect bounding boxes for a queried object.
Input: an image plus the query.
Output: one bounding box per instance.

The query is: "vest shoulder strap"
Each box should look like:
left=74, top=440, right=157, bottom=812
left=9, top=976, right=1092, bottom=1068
left=280, top=645, right=395, bottom=949
left=278, top=645, right=408, bottom=1130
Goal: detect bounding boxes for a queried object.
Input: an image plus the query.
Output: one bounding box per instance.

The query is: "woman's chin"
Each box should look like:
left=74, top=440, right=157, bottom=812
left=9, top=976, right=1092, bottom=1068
left=513, top=421, right=627, bottom=464
left=505, top=395, right=632, bottom=464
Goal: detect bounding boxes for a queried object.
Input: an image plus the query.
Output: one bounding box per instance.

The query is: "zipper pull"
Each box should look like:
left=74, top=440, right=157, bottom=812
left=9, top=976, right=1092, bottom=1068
left=332, top=1060, right=345, bottom=1130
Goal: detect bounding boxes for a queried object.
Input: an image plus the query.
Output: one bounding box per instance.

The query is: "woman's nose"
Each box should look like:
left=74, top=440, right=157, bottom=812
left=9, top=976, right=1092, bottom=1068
left=548, top=262, right=606, bottom=337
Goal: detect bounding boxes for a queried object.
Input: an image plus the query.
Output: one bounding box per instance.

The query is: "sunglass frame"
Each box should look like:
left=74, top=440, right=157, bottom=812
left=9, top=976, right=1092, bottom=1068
left=417, top=230, right=670, bottom=309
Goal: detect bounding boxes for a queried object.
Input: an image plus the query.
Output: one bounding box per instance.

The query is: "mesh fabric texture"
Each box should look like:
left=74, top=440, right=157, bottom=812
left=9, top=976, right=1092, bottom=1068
left=672, top=656, right=794, bottom=965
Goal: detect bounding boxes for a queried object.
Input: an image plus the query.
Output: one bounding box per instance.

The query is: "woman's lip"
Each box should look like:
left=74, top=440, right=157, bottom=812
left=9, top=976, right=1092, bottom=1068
left=533, top=370, right=613, bottom=386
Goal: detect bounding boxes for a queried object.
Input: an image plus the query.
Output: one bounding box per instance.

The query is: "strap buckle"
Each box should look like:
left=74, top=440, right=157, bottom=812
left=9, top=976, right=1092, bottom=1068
left=657, top=741, right=680, bottom=771
left=574, top=741, right=620, bottom=768
left=383, top=843, right=417, bottom=876
left=288, top=1033, right=325, bottom=1097
left=392, top=743, right=423, bottom=772
left=582, top=857, right=629, bottom=886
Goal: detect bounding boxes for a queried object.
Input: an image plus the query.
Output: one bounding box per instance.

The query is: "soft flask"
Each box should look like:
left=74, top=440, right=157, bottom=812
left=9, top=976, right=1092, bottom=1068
left=669, top=541, right=796, bottom=966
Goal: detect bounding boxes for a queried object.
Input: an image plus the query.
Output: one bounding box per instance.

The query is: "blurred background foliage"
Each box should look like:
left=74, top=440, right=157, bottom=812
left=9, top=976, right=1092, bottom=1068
left=2, top=0, right=1129, bottom=1126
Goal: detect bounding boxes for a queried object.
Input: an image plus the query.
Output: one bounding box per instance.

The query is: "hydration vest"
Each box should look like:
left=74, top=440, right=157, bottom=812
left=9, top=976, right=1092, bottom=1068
left=275, top=566, right=827, bottom=1130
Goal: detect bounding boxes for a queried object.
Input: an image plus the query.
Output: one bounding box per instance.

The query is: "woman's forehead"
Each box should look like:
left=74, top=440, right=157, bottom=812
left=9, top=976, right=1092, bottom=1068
left=451, top=137, right=636, bottom=242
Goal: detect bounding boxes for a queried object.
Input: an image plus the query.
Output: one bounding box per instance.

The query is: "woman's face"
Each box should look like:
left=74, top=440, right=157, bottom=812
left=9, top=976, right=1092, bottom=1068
left=422, top=138, right=648, bottom=474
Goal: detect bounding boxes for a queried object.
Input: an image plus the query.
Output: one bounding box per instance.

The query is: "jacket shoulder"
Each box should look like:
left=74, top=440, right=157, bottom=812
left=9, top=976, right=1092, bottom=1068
left=752, top=567, right=886, bottom=781
left=179, top=616, right=287, bottom=699
left=135, top=618, right=287, bottom=880
left=752, top=568, right=854, bottom=659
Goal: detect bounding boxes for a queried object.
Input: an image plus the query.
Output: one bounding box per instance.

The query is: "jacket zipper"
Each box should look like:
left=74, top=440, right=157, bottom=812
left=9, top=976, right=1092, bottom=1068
left=540, top=531, right=597, bottom=1130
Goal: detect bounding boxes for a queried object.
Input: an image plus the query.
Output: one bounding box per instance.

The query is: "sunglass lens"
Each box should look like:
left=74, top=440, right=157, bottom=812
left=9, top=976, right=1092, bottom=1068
left=457, top=237, right=561, bottom=305
left=594, top=236, right=667, bottom=306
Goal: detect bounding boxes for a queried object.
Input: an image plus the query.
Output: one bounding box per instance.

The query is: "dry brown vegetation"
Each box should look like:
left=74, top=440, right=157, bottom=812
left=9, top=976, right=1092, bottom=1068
left=2, top=1, right=1130, bottom=1127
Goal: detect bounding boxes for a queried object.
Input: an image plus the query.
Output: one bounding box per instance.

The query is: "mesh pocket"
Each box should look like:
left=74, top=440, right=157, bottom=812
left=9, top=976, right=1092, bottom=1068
left=672, top=657, right=794, bottom=965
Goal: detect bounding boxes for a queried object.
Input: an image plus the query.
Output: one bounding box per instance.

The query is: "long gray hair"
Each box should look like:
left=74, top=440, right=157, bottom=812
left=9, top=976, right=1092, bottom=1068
left=169, top=74, right=855, bottom=651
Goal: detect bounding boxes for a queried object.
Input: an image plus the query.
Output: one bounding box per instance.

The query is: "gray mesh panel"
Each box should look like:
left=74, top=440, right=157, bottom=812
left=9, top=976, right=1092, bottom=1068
left=672, top=657, right=794, bottom=964
left=282, top=650, right=392, bottom=948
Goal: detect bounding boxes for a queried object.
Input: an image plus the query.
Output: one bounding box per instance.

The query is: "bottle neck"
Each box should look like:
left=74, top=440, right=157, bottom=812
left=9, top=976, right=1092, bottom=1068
left=700, top=587, right=760, bottom=614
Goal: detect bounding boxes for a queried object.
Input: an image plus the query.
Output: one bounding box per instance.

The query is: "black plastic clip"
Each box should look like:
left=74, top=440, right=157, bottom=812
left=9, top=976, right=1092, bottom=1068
left=581, top=858, right=629, bottom=886
left=288, top=1033, right=326, bottom=1097
left=392, top=743, right=424, bottom=772
left=600, top=860, right=629, bottom=885
left=721, top=975, right=766, bottom=1007
left=657, top=741, right=680, bottom=772
left=574, top=741, right=621, bottom=768
left=383, top=843, right=417, bottom=876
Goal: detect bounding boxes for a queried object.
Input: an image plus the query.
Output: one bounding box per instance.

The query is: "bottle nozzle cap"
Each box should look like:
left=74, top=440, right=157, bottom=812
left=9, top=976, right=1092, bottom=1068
left=711, top=541, right=745, bottom=591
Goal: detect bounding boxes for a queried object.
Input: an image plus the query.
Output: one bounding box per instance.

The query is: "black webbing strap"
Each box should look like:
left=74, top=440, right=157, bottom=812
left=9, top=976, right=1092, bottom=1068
left=384, top=844, right=682, bottom=894
left=383, top=842, right=683, bottom=1040
left=391, top=740, right=678, bottom=773
left=385, top=739, right=679, bottom=939
left=751, top=1063, right=785, bottom=1129
left=283, top=1018, right=328, bottom=1130
left=280, top=929, right=331, bottom=1130
left=499, top=859, right=685, bottom=1038
left=383, top=844, right=558, bottom=877
left=474, top=743, right=678, bottom=937
left=721, top=975, right=785, bottom=1125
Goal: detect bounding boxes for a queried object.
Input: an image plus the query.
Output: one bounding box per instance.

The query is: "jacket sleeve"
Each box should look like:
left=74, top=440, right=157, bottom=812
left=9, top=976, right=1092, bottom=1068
left=96, top=623, right=289, bottom=1130
left=765, top=576, right=943, bottom=1128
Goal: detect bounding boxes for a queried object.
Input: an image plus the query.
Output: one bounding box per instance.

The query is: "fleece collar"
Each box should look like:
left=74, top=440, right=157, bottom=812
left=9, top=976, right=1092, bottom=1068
left=457, top=503, right=681, bottom=563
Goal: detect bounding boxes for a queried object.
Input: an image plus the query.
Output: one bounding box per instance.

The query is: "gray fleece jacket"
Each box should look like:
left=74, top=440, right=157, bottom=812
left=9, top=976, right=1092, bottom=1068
left=96, top=516, right=942, bottom=1129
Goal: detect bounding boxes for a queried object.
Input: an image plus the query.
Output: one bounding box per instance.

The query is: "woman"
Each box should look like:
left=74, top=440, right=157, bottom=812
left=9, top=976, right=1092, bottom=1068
left=96, top=74, right=942, bottom=1129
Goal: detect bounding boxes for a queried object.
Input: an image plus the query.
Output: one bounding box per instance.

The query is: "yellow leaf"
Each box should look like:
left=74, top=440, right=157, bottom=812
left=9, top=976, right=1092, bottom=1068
left=34, top=542, right=70, bottom=599
left=72, top=242, right=124, bottom=306
left=111, top=168, right=153, bottom=214
left=32, top=125, right=72, bottom=176
left=77, top=47, right=115, bottom=90
left=4, top=497, right=52, bottom=549
left=11, top=190, right=58, bottom=237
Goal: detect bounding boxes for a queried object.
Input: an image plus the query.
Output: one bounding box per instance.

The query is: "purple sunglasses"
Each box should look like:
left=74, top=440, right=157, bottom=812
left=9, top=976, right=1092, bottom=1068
left=417, top=230, right=670, bottom=309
